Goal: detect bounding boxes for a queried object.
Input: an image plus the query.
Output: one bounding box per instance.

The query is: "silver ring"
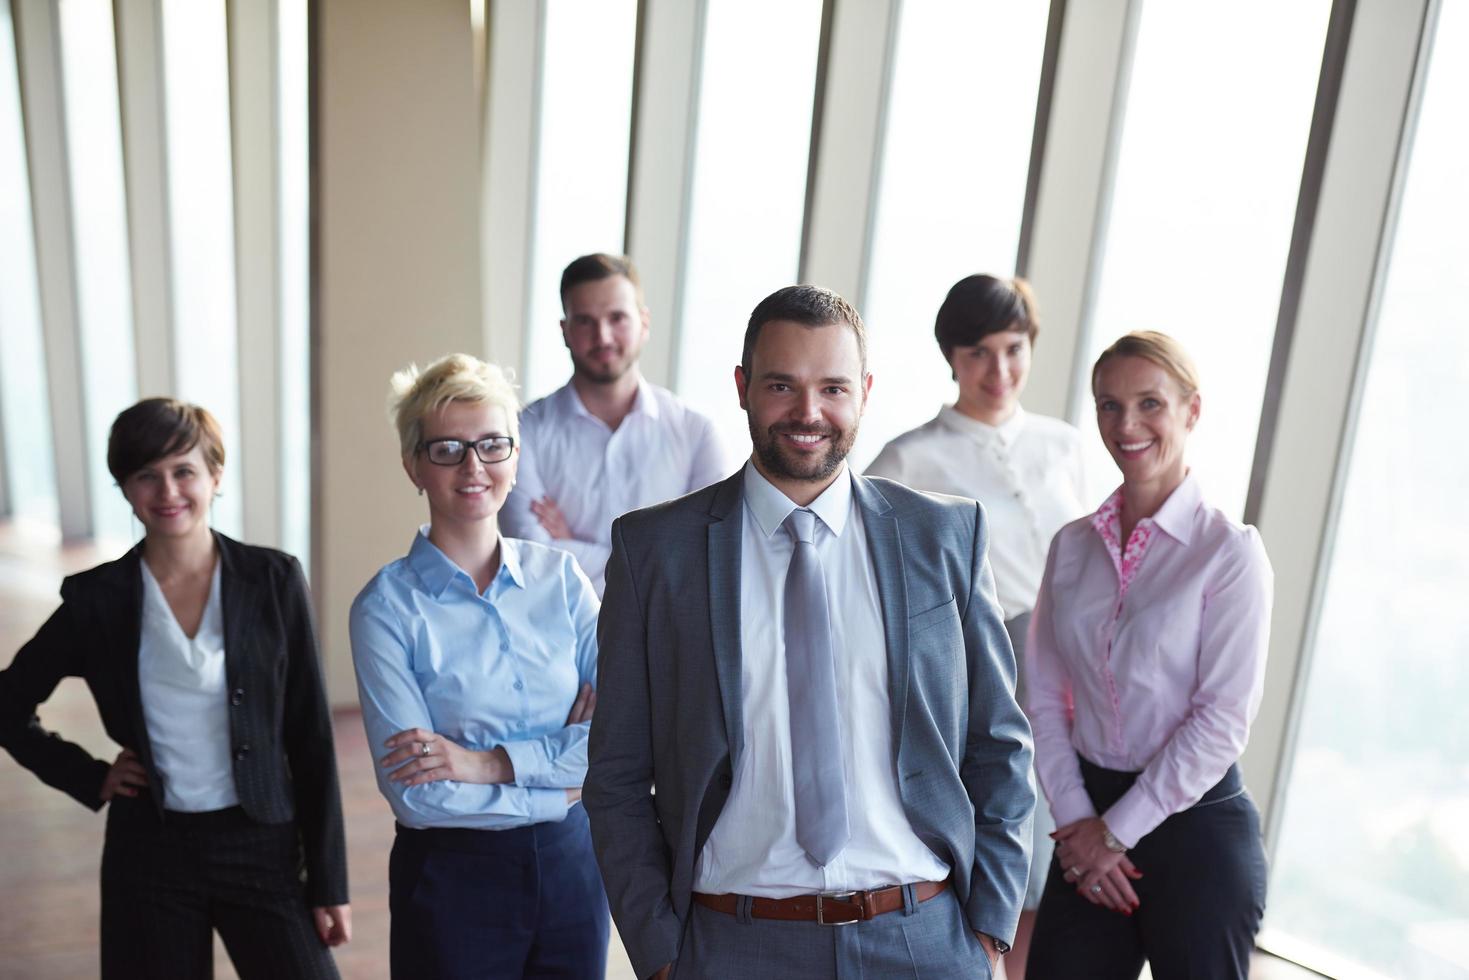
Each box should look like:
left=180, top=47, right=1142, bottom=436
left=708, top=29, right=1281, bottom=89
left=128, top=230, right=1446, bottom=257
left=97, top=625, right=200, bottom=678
left=1070, top=866, right=1083, bottom=877
left=1090, top=883, right=1102, bottom=894
left=420, top=741, right=431, bottom=757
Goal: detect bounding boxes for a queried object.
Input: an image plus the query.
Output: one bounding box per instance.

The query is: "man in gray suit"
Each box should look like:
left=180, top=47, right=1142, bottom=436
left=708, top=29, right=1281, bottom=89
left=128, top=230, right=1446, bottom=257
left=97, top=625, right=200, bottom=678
left=585, top=285, right=1034, bottom=979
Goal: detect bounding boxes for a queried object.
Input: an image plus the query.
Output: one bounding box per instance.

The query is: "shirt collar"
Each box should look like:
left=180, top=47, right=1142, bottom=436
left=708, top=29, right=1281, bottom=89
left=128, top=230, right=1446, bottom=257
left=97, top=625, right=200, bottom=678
left=741, top=459, right=852, bottom=540
left=939, top=404, right=1026, bottom=447
left=1090, top=471, right=1201, bottom=547
left=562, top=375, right=660, bottom=424
left=406, top=526, right=526, bottom=597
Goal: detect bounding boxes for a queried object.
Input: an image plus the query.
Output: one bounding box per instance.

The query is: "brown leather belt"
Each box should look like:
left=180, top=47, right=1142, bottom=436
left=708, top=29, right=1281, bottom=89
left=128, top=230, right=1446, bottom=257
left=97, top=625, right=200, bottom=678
left=693, top=879, right=948, bottom=926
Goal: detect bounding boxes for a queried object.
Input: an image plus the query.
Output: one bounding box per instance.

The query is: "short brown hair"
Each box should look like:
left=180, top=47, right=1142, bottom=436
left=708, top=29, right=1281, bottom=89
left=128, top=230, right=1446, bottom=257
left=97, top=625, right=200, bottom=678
left=741, top=285, right=868, bottom=376
left=107, top=398, right=226, bottom=484
left=559, top=253, right=645, bottom=310
left=1091, top=330, right=1201, bottom=397
left=934, top=274, right=1039, bottom=359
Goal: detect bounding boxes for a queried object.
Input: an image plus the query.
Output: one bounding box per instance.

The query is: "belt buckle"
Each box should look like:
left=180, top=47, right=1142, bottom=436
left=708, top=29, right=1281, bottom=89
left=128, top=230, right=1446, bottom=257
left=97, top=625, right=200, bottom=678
left=815, top=891, right=860, bottom=926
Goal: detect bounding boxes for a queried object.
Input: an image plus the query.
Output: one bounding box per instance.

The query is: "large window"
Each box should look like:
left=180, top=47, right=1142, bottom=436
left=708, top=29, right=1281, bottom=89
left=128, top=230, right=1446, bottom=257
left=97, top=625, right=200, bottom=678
left=161, top=0, right=242, bottom=536
left=854, top=0, right=1051, bottom=469
left=279, top=0, right=311, bottom=568
left=0, top=0, right=57, bottom=525
left=58, top=0, right=138, bottom=541
left=1080, top=0, right=1331, bottom=514
left=1263, top=4, right=1469, bottom=976
left=521, top=0, right=638, bottom=403
left=675, top=0, right=824, bottom=456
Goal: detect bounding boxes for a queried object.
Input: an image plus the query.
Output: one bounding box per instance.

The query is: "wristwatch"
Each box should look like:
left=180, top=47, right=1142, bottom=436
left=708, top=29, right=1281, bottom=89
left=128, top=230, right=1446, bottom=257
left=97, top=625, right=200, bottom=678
left=987, top=935, right=1011, bottom=956
left=1102, top=826, right=1128, bottom=853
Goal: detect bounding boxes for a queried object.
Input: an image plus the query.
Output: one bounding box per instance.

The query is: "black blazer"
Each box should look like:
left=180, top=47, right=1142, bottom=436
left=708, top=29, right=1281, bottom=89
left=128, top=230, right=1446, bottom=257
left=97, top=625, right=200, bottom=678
left=0, top=532, right=348, bottom=907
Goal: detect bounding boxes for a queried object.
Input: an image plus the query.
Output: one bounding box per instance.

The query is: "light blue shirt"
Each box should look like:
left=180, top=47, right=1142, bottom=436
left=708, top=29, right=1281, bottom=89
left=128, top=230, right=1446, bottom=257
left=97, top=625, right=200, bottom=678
left=349, top=529, right=599, bottom=829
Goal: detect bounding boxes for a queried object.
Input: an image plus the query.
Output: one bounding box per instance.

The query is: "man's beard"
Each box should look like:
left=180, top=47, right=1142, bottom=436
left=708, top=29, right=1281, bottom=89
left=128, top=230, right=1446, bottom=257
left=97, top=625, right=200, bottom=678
left=748, top=419, right=856, bottom=484
left=571, top=349, right=633, bottom=385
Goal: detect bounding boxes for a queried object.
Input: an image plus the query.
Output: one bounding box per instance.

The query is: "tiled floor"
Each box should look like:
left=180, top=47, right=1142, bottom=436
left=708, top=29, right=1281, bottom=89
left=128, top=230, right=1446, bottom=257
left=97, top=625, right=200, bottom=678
left=0, top=521, right=1321, bottom=979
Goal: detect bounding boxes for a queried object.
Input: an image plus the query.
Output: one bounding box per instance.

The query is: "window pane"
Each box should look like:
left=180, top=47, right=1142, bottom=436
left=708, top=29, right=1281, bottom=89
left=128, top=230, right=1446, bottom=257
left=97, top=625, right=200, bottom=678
left=675, top=0, right=824, bottom=455
left=279, top=0, right=311, bottom=570
left=854, top=0, right=1050, bottom=470
left=58, top=0, right=138, bottom=541
left=0, top=0, right=58, bottom=525
left=1080, top=0, right=1331, bottom=514
left=1264, top=4, right=1469, bottom=976
left=161, top=0, right=242, bottom=536
left=521, top=0, right=638, bottom=402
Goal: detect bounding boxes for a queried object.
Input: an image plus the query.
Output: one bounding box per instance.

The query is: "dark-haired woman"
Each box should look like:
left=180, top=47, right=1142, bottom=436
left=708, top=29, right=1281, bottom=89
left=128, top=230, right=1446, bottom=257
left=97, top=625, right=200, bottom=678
left=866, top=274, right=1087, bottom=976
left=0, top=398, right=349, bottom=979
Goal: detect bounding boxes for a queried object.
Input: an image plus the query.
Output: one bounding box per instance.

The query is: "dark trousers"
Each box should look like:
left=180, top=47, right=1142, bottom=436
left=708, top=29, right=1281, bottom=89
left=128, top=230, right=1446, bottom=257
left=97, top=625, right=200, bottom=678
left=101, top=795, right=339, bottom=980
left=389, top=804, right=610, bottom=980
left=1027, top=758, right=1268, bottom=980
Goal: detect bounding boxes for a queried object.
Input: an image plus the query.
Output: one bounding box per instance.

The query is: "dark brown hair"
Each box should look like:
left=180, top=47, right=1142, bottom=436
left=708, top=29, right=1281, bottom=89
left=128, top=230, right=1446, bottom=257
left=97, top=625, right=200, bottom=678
left=934, top=274, right=1039, bottom=359
left=107, top=398, right=226, bottom=485
left=559, top=253, right=645, bottom=309
left=741, top=285, right=868, bottom=376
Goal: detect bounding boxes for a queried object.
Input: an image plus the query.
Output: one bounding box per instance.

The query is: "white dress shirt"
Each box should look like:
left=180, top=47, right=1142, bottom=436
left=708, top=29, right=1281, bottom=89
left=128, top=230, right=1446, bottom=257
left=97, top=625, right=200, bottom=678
left=692, top=462, right=951, bottom=896
left=137, top=559, right=239, bottom=812
left=866, top=406, right=1088, bottom=619
left=1026, top=473, right=1273, bottom=847
left=503, top=378, right=729, bottom=595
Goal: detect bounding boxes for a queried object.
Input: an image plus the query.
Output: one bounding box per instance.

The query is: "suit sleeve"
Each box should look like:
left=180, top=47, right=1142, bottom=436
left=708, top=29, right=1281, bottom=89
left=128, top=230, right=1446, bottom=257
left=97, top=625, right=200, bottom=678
left=279, top=558, right=350, bottom=907
left=958, top=500, right=1036, bottom=944
left=0, top=582, right=112, bottom=810
left=584, top=518, right=681, bottom=980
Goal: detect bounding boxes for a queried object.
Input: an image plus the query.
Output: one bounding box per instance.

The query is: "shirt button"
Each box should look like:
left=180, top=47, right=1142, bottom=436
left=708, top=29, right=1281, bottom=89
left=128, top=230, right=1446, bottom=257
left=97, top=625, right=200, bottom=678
left=234, top=744, right=251, bottom=761
left=230, top=689, right=244, bottom=706
left=513, top=681, right=524, bottom=691
left=500, top=641, right=510, bottom=652
left=516, top=721, right=526, bottom=730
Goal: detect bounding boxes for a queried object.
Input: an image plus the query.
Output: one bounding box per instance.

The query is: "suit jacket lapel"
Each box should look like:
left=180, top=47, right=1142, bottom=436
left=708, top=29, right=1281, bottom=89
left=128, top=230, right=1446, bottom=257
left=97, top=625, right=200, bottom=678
left=112, top=548, right=151, bottom=767
left=707, top=474, right=745, bottom=769
left=854, top=476, right=909, bottom=751
left=215, top=534, right=261, bottom=693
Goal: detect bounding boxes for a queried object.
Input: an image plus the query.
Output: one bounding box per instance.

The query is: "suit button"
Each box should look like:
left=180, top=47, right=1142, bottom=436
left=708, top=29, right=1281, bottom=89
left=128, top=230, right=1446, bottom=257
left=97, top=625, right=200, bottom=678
left=235, top=744, right=251, bottom=761
left=230, top=689, right=244, bottom=706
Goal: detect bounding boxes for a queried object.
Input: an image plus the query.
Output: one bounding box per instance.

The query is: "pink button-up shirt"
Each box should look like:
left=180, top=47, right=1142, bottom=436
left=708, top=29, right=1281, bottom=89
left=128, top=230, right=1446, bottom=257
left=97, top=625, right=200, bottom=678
left=1025, top=473, right=1273, bottom=848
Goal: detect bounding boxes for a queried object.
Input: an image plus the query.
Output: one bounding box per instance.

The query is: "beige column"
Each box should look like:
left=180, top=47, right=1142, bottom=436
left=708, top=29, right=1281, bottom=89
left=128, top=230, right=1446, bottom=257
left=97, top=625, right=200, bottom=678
left=315, top=0, right=481, bottom=702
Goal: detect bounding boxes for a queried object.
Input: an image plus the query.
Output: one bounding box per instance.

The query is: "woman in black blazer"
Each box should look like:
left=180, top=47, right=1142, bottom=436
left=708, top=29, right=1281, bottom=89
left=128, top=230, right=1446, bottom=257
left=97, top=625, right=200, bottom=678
left=0, top=398, right=350, bottom=979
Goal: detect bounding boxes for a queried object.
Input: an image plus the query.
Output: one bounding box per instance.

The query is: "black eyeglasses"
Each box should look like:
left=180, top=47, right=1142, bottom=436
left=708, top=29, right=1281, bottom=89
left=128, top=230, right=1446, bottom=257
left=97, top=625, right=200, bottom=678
left=419, top=436, right=516, bottom=466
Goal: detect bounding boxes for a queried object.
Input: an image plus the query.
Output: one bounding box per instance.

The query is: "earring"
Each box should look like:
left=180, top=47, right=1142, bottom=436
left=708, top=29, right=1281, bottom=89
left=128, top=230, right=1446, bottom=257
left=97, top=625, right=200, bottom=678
left=417, top=487, right=424, bottom=496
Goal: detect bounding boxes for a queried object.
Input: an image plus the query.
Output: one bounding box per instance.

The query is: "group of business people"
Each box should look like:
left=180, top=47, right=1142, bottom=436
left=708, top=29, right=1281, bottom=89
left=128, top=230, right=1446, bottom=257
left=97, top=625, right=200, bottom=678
left=0, top=251, right=1272, bottom=980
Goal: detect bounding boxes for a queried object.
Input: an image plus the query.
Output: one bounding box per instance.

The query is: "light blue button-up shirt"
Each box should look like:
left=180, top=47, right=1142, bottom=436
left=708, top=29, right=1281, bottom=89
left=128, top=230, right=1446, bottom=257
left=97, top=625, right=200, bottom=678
left=349, top=529, right=599, bottom=829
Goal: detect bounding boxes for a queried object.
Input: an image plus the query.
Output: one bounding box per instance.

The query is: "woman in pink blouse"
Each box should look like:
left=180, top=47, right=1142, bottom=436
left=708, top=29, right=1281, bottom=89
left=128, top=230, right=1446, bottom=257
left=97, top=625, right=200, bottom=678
left=1025, top=332, right=1272, bottom=979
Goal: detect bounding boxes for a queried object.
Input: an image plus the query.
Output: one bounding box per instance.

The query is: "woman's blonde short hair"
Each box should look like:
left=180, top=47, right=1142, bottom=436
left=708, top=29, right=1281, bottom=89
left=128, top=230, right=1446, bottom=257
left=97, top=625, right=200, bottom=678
left=1091, top=330, right=1201, bottom=398
left=389, top=353, right=521, bottom=457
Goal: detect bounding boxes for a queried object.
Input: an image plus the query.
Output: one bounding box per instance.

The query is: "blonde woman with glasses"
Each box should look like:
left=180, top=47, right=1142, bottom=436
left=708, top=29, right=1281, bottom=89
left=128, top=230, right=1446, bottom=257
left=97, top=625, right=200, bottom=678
left=350, top=354, right=607, bottom=979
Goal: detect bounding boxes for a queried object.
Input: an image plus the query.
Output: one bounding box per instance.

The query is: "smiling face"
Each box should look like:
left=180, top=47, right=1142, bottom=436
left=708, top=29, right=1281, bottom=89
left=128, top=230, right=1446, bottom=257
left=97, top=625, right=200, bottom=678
left=405, top=400, right=519, bottom=530
left=1094, top=354, right=1200, bottom=490
left=121, top=444, right=222, bottom=542
left=949, top=327, right=1031, bottom=425
left=735, top=318, right=871, bottom=503
left=560, top=274, right=650, bottom=384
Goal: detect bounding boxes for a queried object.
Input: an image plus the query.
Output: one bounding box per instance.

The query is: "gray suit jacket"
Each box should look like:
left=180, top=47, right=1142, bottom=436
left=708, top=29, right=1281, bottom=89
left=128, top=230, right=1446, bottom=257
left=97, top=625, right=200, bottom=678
left=584, top=470, right=1034, bottom=978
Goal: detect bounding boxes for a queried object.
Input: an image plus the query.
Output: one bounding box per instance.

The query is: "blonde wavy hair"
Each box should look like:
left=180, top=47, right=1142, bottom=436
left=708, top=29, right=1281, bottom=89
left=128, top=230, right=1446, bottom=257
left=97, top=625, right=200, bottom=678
left=388, top=353, right=521, bottom=457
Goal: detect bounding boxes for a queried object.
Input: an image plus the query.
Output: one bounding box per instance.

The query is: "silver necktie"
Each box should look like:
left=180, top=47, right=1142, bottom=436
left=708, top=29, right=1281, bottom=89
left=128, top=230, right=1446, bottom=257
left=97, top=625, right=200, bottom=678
left=782, top=508, right=850, bottom=867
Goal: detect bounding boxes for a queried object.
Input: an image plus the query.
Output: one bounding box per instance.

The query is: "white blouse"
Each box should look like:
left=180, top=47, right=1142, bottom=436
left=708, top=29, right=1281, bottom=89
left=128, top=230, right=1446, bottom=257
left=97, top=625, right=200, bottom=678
left=138, top=559, right=239, bottom=812
left=866, top=406, right=1088, bottom=618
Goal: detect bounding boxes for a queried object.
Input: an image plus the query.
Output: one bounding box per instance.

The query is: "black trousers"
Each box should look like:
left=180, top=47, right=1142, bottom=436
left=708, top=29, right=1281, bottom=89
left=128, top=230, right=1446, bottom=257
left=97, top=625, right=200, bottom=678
left=389, top=804, right=610, bottom=980
left=101, top=795, right=339, bottom=980
left=1027, top=758, right=1268, bottom=980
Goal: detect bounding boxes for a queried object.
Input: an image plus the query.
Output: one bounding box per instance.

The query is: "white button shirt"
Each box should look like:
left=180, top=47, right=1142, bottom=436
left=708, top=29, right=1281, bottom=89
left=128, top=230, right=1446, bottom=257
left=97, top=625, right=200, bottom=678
left=503, top=378, right=729, bottom=595
left=137, top=559, right=239, bottom=812
left=867, top=406, right=1088, bottom=618
left=692, top=462, right=951, bottom=896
